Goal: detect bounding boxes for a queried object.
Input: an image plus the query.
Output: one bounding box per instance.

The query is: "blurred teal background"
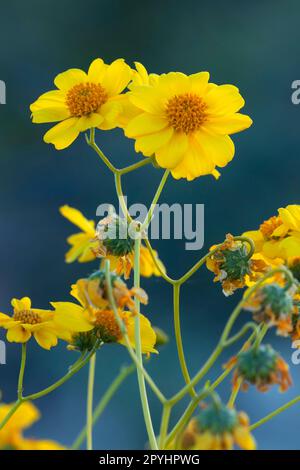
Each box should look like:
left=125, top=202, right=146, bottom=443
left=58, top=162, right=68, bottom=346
left=0, top=0, right=300, bottom=450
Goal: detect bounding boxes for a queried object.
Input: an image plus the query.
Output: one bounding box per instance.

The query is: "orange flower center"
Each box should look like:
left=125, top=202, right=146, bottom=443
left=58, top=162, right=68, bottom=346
left=94, top=309, right=128, bottom=342
left=260, top=216, right=282, bottom=238
left=166, top=93, right=207, bottom=134
left=66, top=82, right=108, bottom=117
left=13, top=309, right=41, bottom=325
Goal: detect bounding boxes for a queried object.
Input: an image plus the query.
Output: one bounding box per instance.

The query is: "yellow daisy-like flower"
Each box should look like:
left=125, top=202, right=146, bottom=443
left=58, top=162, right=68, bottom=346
left=125, top=71, right=252, bottom=180
left=0, top=297, right=61, bottom=349
left=0, top=402, right=39, bottom=449
left=243, top=205, right=300, bottom=261
left=30, top=58, right=132, bottom=149
left=0, top=296, right=92, bottom=350
left=60, top=205, right=165, bottom=277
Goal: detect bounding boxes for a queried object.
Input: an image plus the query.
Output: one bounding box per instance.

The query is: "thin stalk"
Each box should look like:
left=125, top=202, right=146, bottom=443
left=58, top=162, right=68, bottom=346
left=104, top=260, right=166, bottom=404
left=159, top=404, right=171, bottom=449
left=133, top=236, right=158, bottom=450
left=72, top=364, right=135, bottom=450
left=173, top=283, right=196, bottom=398
left=86, top=354, right=96, bottom=450
left=250, top=396, right=300, bottom=431
left=141, top=169, right=170, bottom=231
left=17, top=344, right=27, bottom=400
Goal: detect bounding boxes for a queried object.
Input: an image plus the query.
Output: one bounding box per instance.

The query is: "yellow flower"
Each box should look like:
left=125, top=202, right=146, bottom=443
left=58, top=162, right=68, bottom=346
left=243, top=205, right=300, bottom=261
left=60, top=205, right=98, bottom=263
left=0, top=296, right=92, bottom=349
left=125, top=71, right=252, bottom=180
left=0, top=402, right=39, bottom=449
left=0, top=297, right=62, bottom=349
left=30, top=58, right=132, bottom=149
left=61, top=205, right=165, bottom=277
left=53, top=277, right=157, bottom=355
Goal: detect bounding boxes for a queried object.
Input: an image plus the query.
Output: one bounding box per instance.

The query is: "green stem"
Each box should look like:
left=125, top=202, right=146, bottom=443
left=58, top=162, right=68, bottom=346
left=169, top=268, right=283, bottom=405
left=133, top=236, right=158, bottom=450
left=104, top=260, right=166, bottom=403
left=17, top=344, right=27, bottom=400
left=86, top=354, right=96, bottom=450
left=250, top=396, right=300, bottom=431
left=25, top=343, right=100, bottom=401
left=72, top=364, right=135, bottom=450
left=141, top=169, right=170, bottom=231
left=114, top=173, right=133, bottom=224
left=173, top=283, right=196, bottom=398
left=159, top=404, right=171, bottom=449
left=227, top=377, right=243, bottom=408
left=87, top=128, right=152, bottom=176
left=144, top=238, right=176, bottom=284
left=177, top=236, right=255, bottom=285
left=223, top=322, right=259, bottom=348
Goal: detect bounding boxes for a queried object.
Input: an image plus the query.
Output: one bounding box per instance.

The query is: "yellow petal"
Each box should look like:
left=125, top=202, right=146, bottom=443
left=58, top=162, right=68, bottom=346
left=278, top=205, right=300, bottom=231
left=6, top=326, right=31, bottom=343
left=126, top=113, right=169, bottom=137
left=76, top=113, right=104, bottom=132
left=54, top=69, right=88, bottom=90
left=155, top=132, right=188, bottom=168
left=98, top=100, right=123, bottom=130
left=51, top=302, right=93, bottom=332
left=120, top=313, right=157, bottom=354
left=205, top=84, right=245, bottom=114
left=171, top=135, right=215, bottom=180
left=60, top=205, right=95, bottom=234
left=189, top=71, right=210, bottom=94
left=135, top=127, right=173, bottom=157
left=101, top=59, right=132, bottom=96
left=43, top=118, right=80, bottom=150
left=34, top=329, right=58, bottom=350
left=129, top=86, right=166, bottom=115
left=11, top=297, right=31, bottom=311
left=194, top=130, right=235, bottom=167
left=205, top=113, right=253, bottom=135
left=87, top=58, right=107, bottom=82
left=233, top=426, right=256, bottom=450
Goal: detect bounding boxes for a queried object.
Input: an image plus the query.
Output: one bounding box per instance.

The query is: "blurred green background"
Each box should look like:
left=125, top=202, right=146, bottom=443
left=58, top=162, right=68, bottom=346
left=1, top=0, right=300, bottom=450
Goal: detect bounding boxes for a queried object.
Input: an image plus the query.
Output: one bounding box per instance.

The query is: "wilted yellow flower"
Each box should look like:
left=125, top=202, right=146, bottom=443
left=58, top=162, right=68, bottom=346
left=125, top=70, right=252, bottom=180
left=181, top=402, right=256, bottom=450
left=243, top=205, right=300, bottom=261
left=53, top=274, right=157, bottom=354
left=227, top=344, right=292, bottom=393
left=30, top=58, right=132, bottom=149
left=60, top=205, right=165, bottom=278
left=206, top=234, right=267, bottom=295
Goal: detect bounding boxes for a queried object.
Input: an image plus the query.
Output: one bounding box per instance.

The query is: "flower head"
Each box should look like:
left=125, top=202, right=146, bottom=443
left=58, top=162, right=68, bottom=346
left=228, top=344, right=292, bottom=393
left=0, top=297, right=60, bottom=349
left=181, top=401, right=255, bottom=450
left=53, top=273, right=156, bottom=354
left=206, top=234, right=267, bottom=295
left=125, top=71, right=252, bottom=181
left=243, top=205, right=300, bottom=261
left=244, top=283, right=297, bottom=336
left=30, top=58, right=132, bottom=149
left=60, top=205, right=165, bottom=278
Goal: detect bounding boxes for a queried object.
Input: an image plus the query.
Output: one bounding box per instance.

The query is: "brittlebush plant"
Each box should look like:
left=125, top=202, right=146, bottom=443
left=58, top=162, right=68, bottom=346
left=0, top=58, right=299, bottom=451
